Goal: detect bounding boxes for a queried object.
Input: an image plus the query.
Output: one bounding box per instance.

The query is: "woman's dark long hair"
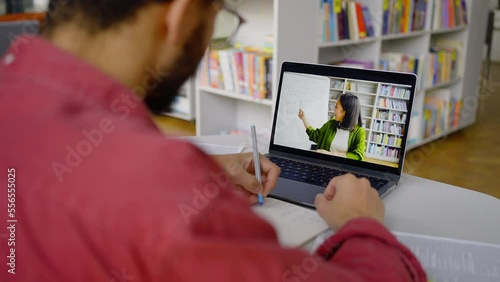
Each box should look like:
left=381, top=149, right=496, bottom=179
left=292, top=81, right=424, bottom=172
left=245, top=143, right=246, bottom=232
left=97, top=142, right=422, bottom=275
left=338, top=93, right=363, bottom=131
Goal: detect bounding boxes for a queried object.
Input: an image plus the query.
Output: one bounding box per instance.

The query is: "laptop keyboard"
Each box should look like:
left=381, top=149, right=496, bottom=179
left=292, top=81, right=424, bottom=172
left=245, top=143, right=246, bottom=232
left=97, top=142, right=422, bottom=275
left=268, top=156, right=389, bottom=190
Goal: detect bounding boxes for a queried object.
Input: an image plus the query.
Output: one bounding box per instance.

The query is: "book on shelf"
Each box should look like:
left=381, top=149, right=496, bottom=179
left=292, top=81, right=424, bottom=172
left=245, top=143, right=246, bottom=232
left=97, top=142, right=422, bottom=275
left=330, top=80, right=345, bottom=91
left=361, top=6, right=375, bottom=38
left=412, top=0, right=428, bottom=31
left=355, top=3, right=367, bottom=38
left=448, top=97, right=462, bottom=130
left=199, top=46, right=273, bottom=100
left=320, top=0, right=374, bottom=43
left=383, top=0, right=428, bottom=35
left=426, top=44, right=460, bottom=88
left=432, top=0, right=468, bottom=31
left=423, top=89, right=451, bottom=139
left=347, top=1, right=359, bottom=40
left=379, top=84, right=411, bottom=99
left=373, top=120, right=405, bottom=135
left=407, top=113, right=421, bottom=146
left=434, top=39, right=464, bottom=78
left=367, top=143, right=401, bottom=159
left=379, top=52, right=425, bottom=87
left=376, top=110, right=408, bottom=123
left=378, top=98, right=408, bottom=111
left=379, top=134, right=403, bottom=147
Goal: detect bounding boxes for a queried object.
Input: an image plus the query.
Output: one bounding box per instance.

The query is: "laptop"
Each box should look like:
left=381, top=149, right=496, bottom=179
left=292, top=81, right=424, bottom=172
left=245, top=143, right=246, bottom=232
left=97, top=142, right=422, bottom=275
left=268, top=61, right=417, bottom=208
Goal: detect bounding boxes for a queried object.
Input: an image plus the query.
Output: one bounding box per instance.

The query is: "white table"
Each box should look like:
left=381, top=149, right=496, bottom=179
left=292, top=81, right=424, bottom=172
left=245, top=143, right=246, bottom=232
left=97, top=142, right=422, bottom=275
left=185, top=135, right=500, bottom=245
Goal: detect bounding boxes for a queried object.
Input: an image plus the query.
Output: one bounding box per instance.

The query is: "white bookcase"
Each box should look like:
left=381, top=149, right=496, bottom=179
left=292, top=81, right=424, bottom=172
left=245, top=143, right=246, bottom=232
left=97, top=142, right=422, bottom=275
left=327, top=77, right=410, bottom=165
left=195, top=0, right=490, bottom=151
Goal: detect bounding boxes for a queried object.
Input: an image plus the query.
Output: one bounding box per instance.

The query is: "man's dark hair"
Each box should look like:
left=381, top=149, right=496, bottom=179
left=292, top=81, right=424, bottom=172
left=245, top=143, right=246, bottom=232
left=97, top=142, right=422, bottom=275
left=338, top=93, right=363, bottom=131
left=43, top=0, right=163, bottom=35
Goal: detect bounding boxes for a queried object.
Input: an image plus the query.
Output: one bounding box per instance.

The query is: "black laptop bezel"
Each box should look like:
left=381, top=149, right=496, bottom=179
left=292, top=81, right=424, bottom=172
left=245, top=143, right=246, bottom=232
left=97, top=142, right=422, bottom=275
left=269, top=61, right=417, bottom=177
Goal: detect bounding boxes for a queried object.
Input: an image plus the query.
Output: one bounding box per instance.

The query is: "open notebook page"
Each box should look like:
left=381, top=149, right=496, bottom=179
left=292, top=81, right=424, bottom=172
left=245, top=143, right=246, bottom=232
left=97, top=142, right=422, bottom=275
left=252, top=198, right=329, bottom=248
left=394, top=231, right=500, bottom=282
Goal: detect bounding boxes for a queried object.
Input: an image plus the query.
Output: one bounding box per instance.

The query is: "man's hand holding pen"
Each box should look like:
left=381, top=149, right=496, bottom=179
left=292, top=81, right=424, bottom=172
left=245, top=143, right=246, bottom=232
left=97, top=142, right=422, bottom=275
left=212, top=153, right=281, bottom=205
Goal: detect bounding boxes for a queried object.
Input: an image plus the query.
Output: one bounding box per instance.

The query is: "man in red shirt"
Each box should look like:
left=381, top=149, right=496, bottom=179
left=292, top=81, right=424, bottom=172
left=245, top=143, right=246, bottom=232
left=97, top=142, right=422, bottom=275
left=0, top=0, right=426, bottom=281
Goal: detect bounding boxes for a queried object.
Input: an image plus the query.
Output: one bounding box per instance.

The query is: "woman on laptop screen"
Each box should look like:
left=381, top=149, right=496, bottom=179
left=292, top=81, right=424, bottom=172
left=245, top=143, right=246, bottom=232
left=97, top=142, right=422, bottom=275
left=298, top=93, right=366, bottom=161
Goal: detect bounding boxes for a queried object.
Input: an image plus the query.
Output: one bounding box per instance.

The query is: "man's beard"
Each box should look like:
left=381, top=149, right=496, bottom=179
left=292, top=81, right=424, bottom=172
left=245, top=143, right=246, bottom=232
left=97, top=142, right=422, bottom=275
left=144, top=26, right=206, bottom=115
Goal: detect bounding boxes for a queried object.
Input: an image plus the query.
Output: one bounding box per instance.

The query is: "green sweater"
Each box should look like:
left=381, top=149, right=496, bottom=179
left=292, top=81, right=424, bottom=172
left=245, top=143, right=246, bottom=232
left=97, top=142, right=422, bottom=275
left=306, top=120, right=366, bottom=161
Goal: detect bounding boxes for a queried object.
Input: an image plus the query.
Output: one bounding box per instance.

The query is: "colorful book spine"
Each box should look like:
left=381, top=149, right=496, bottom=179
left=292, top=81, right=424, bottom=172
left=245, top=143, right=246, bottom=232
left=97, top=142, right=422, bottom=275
left=337, top=1, right=346, bottom=40
left=362, top=7, right=375, bottom=37
left=321, top=1, right=375, bottom=42
left=209, top=50, right=221, bottom=89
left=383, top=0, right=390, bottom=35
left=355, top=2, right=367, bottom=39
left=383, top=0, right=428, bottom=35
left=199, top=47, right=273, bottom=101
left=432, top=0, right=467, bottom=30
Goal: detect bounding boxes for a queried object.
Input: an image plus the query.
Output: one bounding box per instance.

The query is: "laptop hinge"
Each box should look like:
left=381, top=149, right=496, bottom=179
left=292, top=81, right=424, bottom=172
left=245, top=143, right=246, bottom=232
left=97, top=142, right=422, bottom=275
left=268, top=150, right=400, bottom=182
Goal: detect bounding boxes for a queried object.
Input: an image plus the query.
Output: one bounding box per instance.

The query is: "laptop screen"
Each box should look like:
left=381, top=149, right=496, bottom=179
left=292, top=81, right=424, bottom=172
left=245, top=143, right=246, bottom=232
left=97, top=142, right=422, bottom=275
left=270, top=62, right=417, bottom=176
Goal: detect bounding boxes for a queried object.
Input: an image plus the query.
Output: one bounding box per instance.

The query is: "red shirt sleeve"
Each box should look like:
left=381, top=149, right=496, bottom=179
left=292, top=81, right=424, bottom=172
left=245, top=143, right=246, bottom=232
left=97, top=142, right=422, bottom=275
left=316, top=218, right=427, bottom=282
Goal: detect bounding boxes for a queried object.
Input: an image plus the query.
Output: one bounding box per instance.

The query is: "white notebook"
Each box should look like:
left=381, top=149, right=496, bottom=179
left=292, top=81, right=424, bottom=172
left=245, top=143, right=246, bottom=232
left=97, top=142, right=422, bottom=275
left=252, top=198, right=329, bottom=248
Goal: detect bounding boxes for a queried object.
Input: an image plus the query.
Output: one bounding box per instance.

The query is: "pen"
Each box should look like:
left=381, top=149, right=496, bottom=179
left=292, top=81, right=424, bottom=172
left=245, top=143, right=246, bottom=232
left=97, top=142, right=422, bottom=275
left=251, top=125, right=264, bottom=206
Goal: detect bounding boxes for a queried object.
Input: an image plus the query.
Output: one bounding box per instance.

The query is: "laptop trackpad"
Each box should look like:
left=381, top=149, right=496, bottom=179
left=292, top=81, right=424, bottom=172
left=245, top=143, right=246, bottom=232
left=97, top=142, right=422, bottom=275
left=269, top=177, right=326, bottom=209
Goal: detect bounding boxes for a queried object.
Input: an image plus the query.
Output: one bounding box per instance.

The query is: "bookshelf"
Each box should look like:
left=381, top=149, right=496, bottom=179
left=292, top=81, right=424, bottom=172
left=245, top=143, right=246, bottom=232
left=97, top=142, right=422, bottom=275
left=0, top=12, right=45, bottom=22
left=325, top=77, right=410, bottom=163
left=195, top=0, right=490, bottom=152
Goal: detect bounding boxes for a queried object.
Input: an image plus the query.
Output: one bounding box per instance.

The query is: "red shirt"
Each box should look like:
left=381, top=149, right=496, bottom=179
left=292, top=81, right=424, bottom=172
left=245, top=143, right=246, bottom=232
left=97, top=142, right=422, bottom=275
left=0, top=37, right=426, bottom=281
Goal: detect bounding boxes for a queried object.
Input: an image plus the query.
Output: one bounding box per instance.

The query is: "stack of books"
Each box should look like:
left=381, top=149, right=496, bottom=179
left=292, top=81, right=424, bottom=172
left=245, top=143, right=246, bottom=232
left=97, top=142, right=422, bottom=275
left=382, top=0, right=428, bottom=35
left=198, top=47, right=273, bottom=100
left=320, top=0, right=375, bottom=42
left=431, top=0, right=468, bottom=30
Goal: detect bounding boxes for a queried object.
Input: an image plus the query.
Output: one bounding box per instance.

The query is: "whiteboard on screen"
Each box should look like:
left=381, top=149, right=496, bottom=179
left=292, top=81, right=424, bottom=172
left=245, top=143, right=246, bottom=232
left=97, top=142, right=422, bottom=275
left=274, top=72, right=330, bottom=151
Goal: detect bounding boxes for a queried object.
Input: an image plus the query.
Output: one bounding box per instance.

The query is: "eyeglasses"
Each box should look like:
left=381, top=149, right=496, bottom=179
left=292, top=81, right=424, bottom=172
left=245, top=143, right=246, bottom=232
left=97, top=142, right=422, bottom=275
left=154, top=0, right=245, bottom=48
left=211, top=0, right=246, bottom=49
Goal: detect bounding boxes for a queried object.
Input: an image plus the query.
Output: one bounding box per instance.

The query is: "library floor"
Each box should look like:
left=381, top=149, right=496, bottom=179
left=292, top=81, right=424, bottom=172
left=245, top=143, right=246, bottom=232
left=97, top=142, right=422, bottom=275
left=153, top=63, right=500, bottom=199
